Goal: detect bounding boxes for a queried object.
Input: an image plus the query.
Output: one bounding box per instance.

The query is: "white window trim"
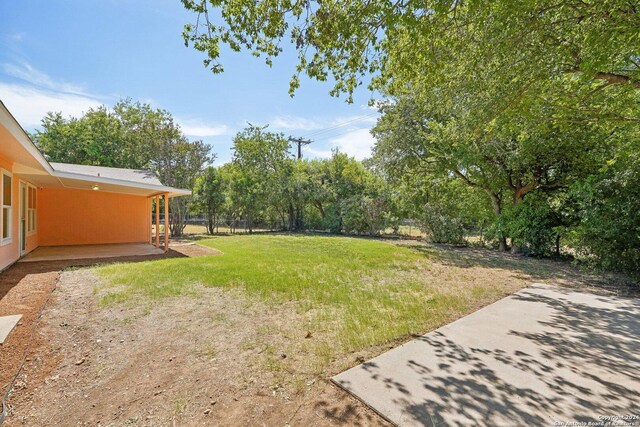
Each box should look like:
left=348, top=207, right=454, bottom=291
left=1, top=169, right=13, bottom=246
left=26, top=182, right=37, bottom=236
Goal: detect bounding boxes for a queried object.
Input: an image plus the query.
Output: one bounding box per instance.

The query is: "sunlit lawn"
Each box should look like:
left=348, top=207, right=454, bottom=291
left=96, top=235, right=508, bottom=360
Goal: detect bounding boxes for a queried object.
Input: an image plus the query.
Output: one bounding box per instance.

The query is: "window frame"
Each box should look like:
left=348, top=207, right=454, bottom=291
left=26, top=183, right=37, bottom=235
left=1, top=169, right=13, bottom=245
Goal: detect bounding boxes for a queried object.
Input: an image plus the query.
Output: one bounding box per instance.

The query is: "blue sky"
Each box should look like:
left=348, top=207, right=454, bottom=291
left=0, top=0, right=380, bottom=164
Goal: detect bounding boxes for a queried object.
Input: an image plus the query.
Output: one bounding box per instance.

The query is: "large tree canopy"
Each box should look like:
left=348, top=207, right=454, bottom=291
left=182, top=0, right=640, bottom=99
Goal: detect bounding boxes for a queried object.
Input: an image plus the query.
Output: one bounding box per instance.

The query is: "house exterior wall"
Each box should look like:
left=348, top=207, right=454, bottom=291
left=0, top=154, right=39, bottom=271
left=38, top=188, right=149, bottom=246
left=0, top=154, right=18, bottom=271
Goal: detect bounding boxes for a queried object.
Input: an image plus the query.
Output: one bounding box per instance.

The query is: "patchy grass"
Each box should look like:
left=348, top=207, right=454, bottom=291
left=173, top=395, right=188, bottom=419
left=193, top=341, right=218, bottom=360
left=98, top=233, right=633, bottom=387
left=96, top=235, right=509, bottom=355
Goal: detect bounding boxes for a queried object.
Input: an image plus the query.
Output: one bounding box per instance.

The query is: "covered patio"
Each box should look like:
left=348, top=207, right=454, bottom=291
left=19, top=243, right=165, bottom=262
left=0, top=101, right=192, bottom=272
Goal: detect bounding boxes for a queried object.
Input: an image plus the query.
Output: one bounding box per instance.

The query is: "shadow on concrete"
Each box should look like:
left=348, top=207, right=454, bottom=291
left=333, top=285, right=640, bottom=426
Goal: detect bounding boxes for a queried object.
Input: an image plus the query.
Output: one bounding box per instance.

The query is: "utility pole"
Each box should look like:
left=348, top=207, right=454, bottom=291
left=288, top=136, right=313, bottom=160
left=288, top=136, right=313, bottom=231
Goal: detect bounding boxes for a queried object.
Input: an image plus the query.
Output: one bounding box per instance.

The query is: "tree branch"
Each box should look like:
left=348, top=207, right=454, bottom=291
left=566, top=67, right=640, bottom=88
left=593, top=71, right=640, bottom=88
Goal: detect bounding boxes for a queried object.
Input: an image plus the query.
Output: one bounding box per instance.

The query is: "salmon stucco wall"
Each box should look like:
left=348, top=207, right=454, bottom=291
left=38, top=188, right=149, bottom=246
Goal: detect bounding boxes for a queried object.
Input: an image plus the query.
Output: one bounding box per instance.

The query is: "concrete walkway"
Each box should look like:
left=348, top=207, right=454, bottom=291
left=332, top=284, right=640, bottom=426
left=0, top=314, right=22, bottom=344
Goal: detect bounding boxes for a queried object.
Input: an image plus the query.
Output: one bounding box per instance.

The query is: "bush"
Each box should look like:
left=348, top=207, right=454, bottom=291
left=419, top=203, right=466, bottom=244
left=571, top=163, right=640, bottom=275
left=500, top=192, right=560, bottom=256
left=341, top=198, right=366, bottom=234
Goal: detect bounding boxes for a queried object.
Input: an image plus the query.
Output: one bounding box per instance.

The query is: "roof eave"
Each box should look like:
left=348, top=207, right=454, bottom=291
left=52, top=170, right=191, bottom=197
left=0, top=100, right=55, bottom=174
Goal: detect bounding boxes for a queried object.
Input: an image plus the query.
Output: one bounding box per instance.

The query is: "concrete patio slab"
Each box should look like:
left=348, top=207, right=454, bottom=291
left=332, top=284, right=640, bottom=426
left=0, top=314, right=22, bottom=344
left=19, top=243, right=164, bottom=262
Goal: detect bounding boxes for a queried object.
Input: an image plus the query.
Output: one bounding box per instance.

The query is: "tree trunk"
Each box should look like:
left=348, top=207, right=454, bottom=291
left=295, top=204, right=304, bottom=231
left=486, top=190, right=508, bottom=252
left=288, top=203, right=295, bottom=230
left=207, top=209, right=214, bottom=235
left=169, top=198, right=189, bottom=237
left=277, top=211, right=284, bottom=230
left=314, top=201, right=325, bottom=219
left=509, top=190, right=528, bottom=255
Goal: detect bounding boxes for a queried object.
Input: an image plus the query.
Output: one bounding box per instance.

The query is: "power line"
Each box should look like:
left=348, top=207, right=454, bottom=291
left=308, top=126, right=373, bottom=143
left=302, top=112, right=379, bottom=139
left=282, top=112, right=380, bottom=159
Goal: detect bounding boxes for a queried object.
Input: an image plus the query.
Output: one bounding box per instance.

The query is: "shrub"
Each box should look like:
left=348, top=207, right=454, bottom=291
left=500, top=192, right=559, bottom=256
left=419, top=203, right=466, bottom=244
left=571, top=163, right=640, bottom=275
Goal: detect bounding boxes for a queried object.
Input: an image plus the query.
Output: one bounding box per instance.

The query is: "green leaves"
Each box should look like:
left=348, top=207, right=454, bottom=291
left=182, top=0, right=639, bottom=113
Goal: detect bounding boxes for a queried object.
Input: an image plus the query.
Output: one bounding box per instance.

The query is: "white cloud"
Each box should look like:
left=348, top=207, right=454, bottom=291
left=271, top=116, right=324, bottom=131
left=0, top=61, right=106, bottom=128
left=0, top=61, right=229, bottom=135
left=8, top=33, right=25, bottom=43
left=326, top=128, right=376, bottom=161
left=3, top=61, right=91, bottom=96
left=270, top=113, right=379, bottom=133
left=302, top=128, right=376, bottom=160
left=177, top=118, right=230, bottom=137
left=0, top=82, right=102, bottom=128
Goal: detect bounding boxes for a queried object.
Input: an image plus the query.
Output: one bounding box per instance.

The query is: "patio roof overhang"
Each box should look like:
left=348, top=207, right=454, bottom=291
left=51, top=170, right=191, bottom=197
left=12, top=169, right=191, bottom=198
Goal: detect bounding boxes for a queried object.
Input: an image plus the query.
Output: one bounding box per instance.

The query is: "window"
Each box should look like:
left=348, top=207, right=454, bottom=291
left=2, top=172, right=12, bottom=243
left=27, top=185, right=36, bottom=234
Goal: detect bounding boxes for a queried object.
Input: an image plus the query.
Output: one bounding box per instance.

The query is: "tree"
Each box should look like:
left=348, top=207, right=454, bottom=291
left=33, top=109, right=128, bottom=167
left=181, top=0, right=640, bottom=107
left=371, top=93, right=615, bottom=251
left=193, top=166, right=225, bottom=234
left=230, top=125, right=293, bottom=232
left=153, top=137, right=212, bottom=236
left=569, top=139, right=640, bottom=275
left=217, top=162, right=241, bottom=232
left=32, top=99, right=177, bottom=168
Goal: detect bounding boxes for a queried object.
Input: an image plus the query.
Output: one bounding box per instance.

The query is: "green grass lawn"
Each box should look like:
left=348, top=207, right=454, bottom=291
left=96, top=235, right=507, bottom=359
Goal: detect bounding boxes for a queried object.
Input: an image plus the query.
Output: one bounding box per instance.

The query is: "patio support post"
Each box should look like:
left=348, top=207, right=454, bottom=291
left=155, top=195, right=160, bottom=248
left=163, top=193, right=169, bottom=252
left=148, top=196, right=153, bottom=245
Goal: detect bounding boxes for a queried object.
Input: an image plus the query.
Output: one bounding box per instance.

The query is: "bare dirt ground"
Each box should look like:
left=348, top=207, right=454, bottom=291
left=2, top=241, right=635, bottom=427
left=6, top=268, right=383, bottom=427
